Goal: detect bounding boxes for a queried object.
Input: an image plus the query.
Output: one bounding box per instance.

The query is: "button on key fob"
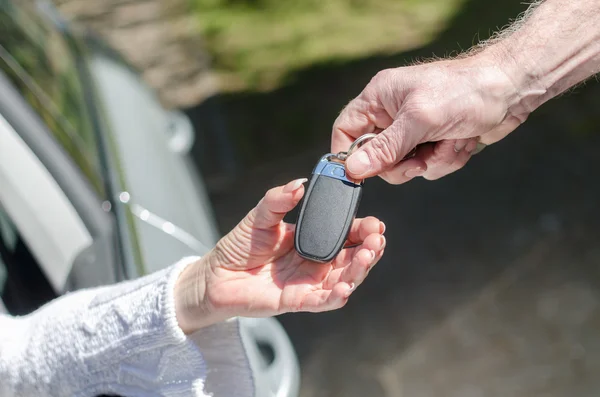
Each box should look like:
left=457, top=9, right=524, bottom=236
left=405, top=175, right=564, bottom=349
left=294, top=154, right=363, bottom=263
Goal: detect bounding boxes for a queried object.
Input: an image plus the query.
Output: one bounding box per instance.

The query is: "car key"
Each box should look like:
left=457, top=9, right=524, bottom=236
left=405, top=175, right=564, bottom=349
left=294, top=134, right=378, bottom=263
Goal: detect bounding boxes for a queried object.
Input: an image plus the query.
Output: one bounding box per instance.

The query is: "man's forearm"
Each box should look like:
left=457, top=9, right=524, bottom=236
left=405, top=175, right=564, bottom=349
left=479, top=0, right=600, bottom=116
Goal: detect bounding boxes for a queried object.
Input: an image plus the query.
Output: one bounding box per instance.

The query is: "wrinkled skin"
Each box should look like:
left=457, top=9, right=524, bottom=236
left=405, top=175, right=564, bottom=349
left=332, top=56, right=528, bottom=184
left=176, top=179, right=386, bottom=333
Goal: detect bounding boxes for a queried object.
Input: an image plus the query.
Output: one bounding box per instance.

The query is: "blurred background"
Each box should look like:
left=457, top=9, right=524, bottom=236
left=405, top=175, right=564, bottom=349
left=12, top=0, right=600, bottom=395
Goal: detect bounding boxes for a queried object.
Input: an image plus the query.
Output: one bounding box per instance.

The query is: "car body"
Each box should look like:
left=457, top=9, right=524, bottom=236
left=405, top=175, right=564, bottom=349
left=0, top=1, right=300, bottom=396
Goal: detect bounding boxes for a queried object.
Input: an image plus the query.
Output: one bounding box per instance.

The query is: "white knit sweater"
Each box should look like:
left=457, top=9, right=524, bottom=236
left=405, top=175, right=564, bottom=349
left=0, top=257, right=255, bottom=397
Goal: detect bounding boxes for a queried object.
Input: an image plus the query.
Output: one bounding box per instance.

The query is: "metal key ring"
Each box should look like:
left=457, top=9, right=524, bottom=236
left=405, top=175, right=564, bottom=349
left=346, top=133, right=379, bottom=157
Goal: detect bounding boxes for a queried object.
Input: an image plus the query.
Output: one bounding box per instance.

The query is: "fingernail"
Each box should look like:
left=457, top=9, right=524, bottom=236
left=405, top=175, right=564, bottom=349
left=380, top=235, right=386, bottom=248
left=344, top=283, right=356, bottom=298
left=347, top=151, right=372, bottom=176
left=465, top=140, right=478, bottom=154
left=379, top=221, right=386, bottom=234
left=404, top=167, right=424, bottom=178
left=369, top=250, right=376, bottom=261
left=454, top=142, right=466, bottom=153
left=283, top=178, right=308, bottom=193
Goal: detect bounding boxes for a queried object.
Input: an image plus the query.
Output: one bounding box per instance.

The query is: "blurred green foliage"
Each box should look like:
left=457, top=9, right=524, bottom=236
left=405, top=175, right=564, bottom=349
left=190, top=0, right=466, bottom=92
left=189, top=0, right=600, bottom=173
left=187, top=0, right=538, bottom=170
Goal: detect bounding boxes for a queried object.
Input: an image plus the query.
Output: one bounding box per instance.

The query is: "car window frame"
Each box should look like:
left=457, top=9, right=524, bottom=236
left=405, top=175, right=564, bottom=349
left=0, top=70, right=119, bottom=293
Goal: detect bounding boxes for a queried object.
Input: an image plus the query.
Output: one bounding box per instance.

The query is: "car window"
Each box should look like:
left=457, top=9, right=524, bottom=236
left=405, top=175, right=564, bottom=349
left=0, top=204, right=57, bottom=316
left=0, top=207, right=15, bottom=303
left=0, top=251, right=6, bottom=306
left=0, top=1, right=105, bottom=197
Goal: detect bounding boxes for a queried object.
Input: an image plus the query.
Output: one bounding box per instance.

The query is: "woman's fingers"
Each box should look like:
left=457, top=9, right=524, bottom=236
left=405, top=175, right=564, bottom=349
left=300, top=282, right=353, bottom=312
left=292, top=234, right=386, bottom=312
left=341, top=233, right=385, bottom=285
left=331, top=217, right=384, bottom=267
left=250, top=178, right=307, bottom=229
left=326, top=232, right=385, bottom=288
left=291, top=231, right=386, bottom=313
left=347, top=216, right=385, bottom=244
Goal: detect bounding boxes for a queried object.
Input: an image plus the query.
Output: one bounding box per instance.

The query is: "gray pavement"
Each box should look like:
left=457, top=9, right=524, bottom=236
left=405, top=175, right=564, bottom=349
left=206, top=101, right=600, bottom=396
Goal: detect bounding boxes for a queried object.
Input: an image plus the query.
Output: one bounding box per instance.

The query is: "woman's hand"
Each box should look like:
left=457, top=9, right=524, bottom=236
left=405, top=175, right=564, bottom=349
left=175, top=178, right=386, bottom=333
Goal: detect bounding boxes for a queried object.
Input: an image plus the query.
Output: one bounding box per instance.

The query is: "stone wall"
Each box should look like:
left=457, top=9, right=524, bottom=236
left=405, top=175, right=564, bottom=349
left=53, top=0, right=216, bottom=109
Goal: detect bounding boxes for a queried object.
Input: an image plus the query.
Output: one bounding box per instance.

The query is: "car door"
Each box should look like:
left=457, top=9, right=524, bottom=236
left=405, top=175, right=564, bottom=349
left=0, top=0, right=122, bottom=296
left=0, top=105, right=116, bottom=312
left=0, top=201, right=58, bottom=315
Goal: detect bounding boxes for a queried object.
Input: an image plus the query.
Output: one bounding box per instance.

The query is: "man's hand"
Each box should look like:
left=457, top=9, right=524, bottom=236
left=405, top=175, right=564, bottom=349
left=332, top=56, right=525, bottom=184
left=333, top=0, right=600, bottom=184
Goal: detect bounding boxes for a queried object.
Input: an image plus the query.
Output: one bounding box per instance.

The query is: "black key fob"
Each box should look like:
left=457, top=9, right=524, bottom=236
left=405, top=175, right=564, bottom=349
left=294, top=154, right=363, bottom=263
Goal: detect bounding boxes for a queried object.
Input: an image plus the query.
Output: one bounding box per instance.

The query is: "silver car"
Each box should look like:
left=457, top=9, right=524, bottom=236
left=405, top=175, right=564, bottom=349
left=0, top=1, right=300, bottom=396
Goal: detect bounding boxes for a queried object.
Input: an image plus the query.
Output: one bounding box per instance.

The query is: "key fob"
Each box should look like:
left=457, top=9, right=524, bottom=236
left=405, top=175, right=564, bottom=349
left=294, top=154, right=363, bottom=263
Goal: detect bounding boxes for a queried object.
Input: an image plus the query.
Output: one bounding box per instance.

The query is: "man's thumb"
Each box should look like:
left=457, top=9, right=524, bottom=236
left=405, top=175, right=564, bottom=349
left=346, top=149, right=374, bottom=177
left=346, top=129, right=409, bottom=178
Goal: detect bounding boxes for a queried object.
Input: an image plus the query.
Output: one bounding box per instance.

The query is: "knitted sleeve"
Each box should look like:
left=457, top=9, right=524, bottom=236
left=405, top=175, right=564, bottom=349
left=0, top=256, right=248, bottom=397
